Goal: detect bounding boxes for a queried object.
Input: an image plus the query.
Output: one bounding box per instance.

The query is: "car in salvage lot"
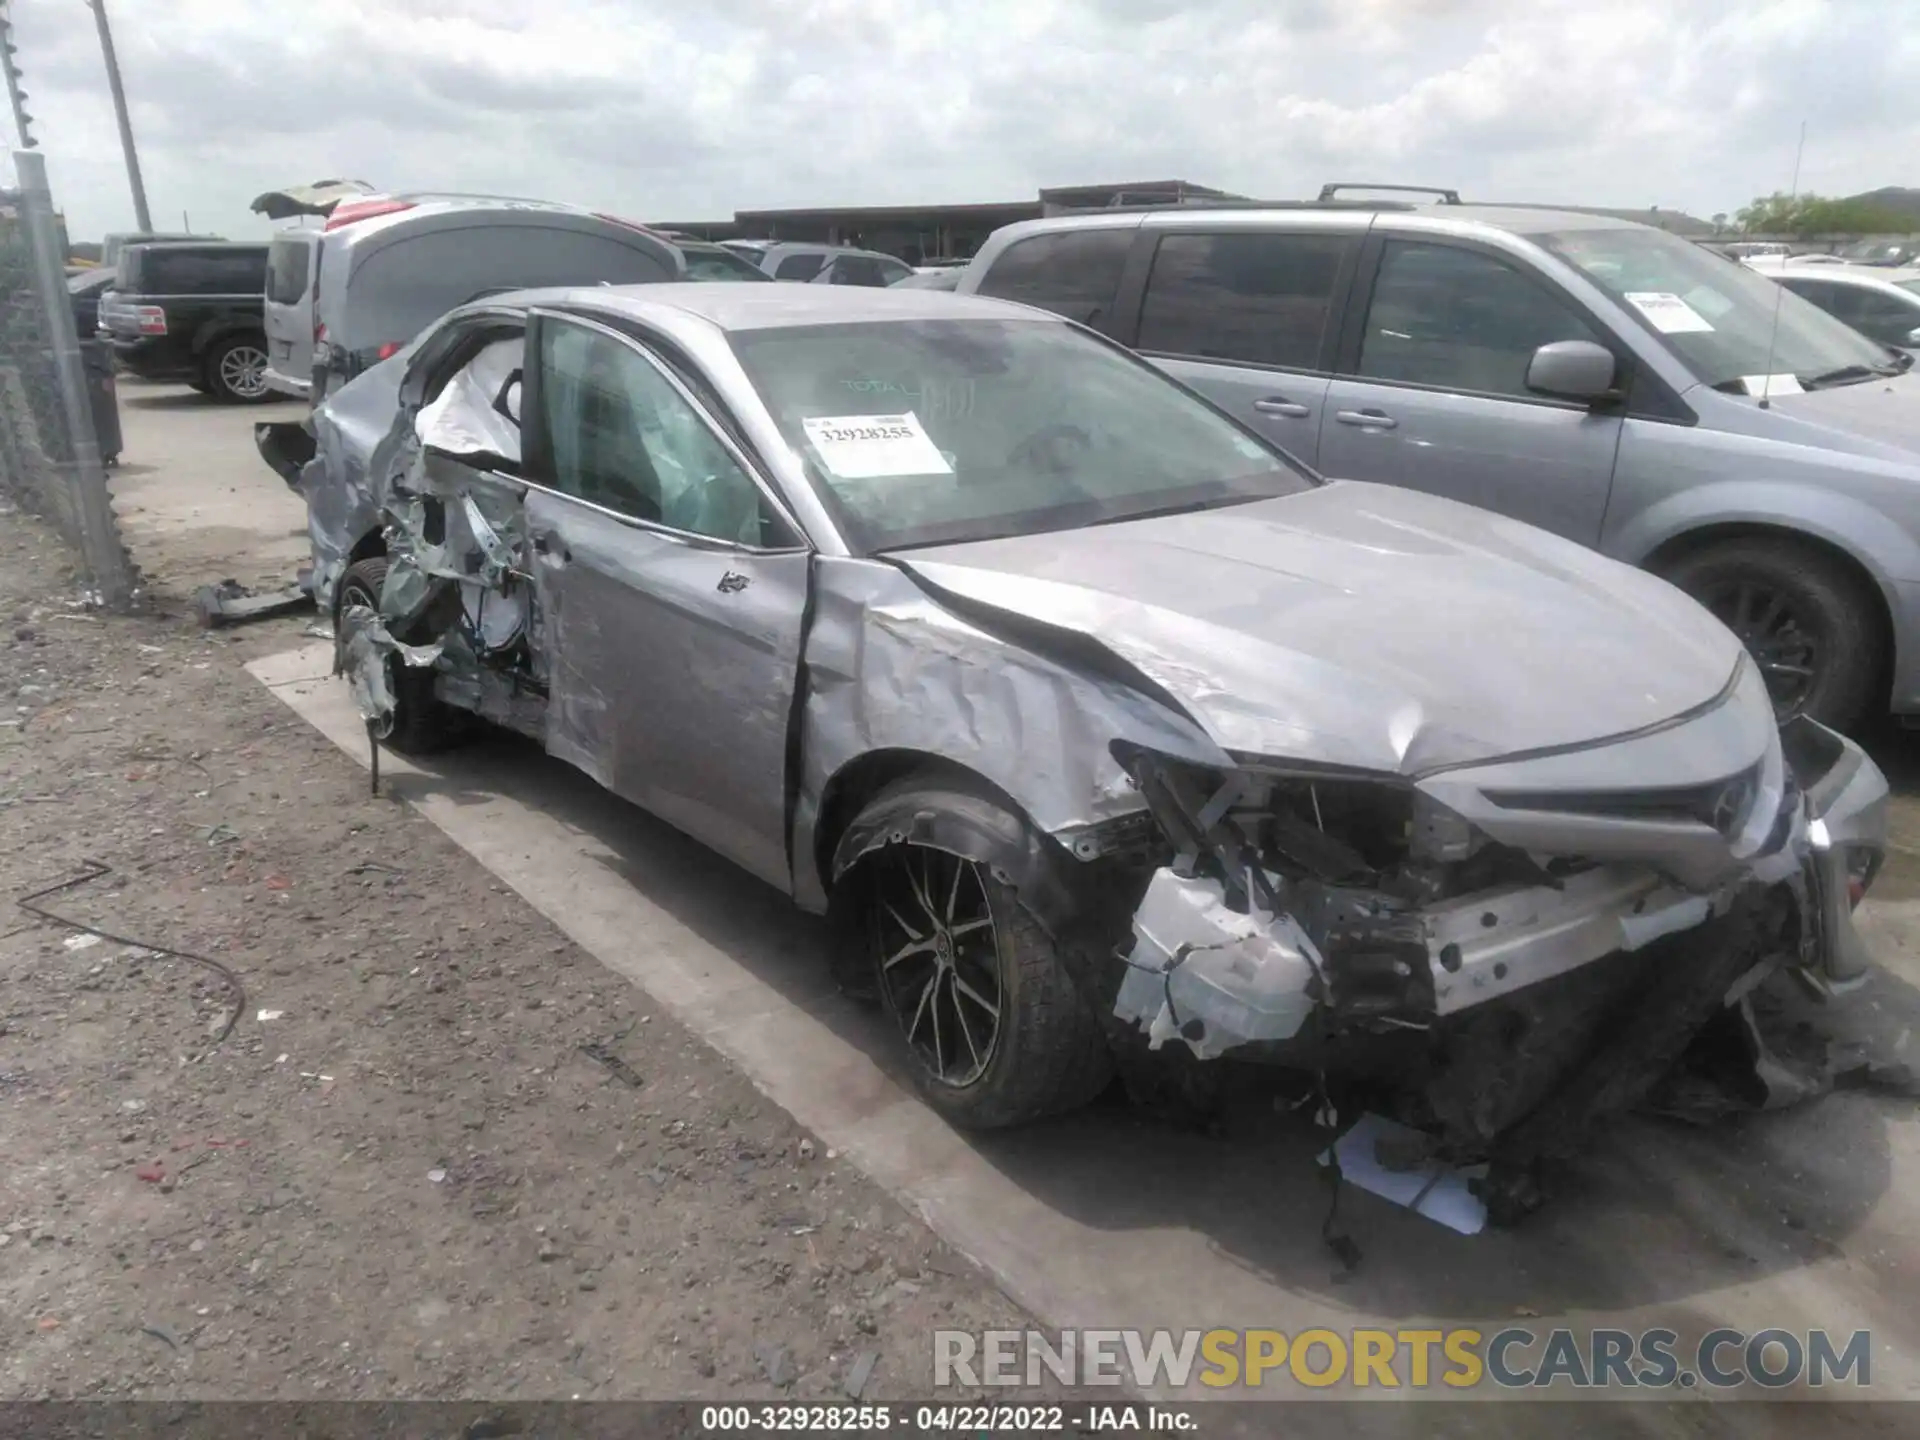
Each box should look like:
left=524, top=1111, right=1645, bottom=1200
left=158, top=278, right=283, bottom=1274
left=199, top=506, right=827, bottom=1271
left=259, top=283, right=1890, bottom=1222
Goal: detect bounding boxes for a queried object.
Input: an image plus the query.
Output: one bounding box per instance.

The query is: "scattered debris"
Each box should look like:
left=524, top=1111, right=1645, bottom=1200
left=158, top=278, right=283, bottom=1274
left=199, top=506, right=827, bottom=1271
left=578, top=1040, right=643, bottom=1089
left=428, top=1168, right=448, bottom=1185
left=797, top=1138, right=816, bottom=1162
left=193, top=578, right=314, bottom=630
left=756, top=1342, right=795, bottom=1388
left=14, top=860, right=247, bottom=1050
left=844, top=1349, right=879, bottom=1399
left=62, top=932, right=103, bottom=952
left=1319, top=1112, right=1488, bottom=1236
left=138, top=1325, right=179, bottom=1351
left=135, top=1163, right=165, bottom=1184
left=256, top=1010, right=285, bottom=1022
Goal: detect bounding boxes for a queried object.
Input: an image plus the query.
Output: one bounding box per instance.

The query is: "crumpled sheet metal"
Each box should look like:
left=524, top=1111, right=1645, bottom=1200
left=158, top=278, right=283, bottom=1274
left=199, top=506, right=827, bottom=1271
left=305, top=362, right=409, bottom=616
left=336, top=603, right=442, bottom=733
left=792, top=557, right=1228, bottom=911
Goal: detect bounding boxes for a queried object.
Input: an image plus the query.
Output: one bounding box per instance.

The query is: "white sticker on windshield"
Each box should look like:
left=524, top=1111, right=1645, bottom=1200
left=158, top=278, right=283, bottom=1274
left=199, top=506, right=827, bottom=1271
left=1625, top=292, right=1715, bottom=334
left=801, top=412, right=952, bottom=479
left=1739, top=373, right=1804, bottom=397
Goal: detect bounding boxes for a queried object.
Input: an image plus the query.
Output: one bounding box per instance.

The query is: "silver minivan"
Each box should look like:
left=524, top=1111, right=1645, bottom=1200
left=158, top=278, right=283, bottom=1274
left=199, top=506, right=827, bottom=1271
left=957, top=202, right=1920, bottom=731
left=263, top=229, right=321, bottom=399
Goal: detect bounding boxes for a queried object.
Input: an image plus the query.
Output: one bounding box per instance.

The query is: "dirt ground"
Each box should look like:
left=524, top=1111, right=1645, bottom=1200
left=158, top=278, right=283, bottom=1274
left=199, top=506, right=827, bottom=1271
left=0, top=499, right=1055, bottom=1402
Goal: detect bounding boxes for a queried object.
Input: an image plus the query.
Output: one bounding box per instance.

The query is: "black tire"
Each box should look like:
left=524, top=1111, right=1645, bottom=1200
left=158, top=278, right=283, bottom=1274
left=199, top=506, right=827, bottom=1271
left=337, top=557, right=456, bottom=754
left=1660, top=537, right=1880, bottom=730
left=202, top=333, right=273, bottom=405
left=851, top=778, right=1112, bottom=1129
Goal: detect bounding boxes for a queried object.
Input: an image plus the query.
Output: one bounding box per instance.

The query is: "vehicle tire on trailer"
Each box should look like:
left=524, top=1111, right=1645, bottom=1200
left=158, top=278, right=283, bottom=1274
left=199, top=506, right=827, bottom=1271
left=848, top=778, right=1113, bottom=1129
left=1660, top=537, right=1881, bottom=730
left=202, top=333, right=273, bottom=404
left=336, top=556, right=458, bottom=754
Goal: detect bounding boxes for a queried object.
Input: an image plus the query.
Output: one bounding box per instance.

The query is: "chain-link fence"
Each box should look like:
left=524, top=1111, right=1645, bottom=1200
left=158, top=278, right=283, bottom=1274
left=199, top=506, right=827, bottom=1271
left=0, top=149, right=137, bottom=607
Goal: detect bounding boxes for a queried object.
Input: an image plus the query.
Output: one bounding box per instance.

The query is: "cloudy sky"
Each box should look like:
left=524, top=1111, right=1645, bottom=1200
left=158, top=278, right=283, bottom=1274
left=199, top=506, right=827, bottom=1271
left=6, top=0, right=1913, bottom=242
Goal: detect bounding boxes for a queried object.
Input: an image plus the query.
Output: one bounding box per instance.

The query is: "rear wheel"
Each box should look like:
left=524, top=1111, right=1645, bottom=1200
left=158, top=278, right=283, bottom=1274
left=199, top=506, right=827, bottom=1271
left=337, top=557, right=456, bottom=754
left=1661, top=537, right=1880, bottom=730
left=203, top=334, right=272, bottom=404
left=853, top=780, right=1112, bottom=1129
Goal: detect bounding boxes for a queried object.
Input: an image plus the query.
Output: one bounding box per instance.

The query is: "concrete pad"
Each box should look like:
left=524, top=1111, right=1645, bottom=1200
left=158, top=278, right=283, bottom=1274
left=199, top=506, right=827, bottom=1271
left=252, top=642, right=1920, bottom=1412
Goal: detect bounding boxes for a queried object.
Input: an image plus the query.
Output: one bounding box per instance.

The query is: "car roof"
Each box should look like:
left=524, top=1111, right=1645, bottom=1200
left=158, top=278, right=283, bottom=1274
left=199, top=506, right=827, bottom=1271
left=1775, top=264, right=1920, bottom=286
left=519, top=281, right=1050, bottom=331
left=992, top=200, right=1666, bottom=249
left=125, top=239, right=269, bottom=253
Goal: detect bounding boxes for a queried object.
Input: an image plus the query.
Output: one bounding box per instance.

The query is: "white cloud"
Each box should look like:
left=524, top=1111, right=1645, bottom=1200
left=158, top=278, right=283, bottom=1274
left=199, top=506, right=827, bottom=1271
left=7, top=0, right=1913, bottom=241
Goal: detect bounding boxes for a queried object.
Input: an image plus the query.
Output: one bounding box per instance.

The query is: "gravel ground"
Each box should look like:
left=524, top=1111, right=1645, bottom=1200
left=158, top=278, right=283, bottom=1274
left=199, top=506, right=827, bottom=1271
left=0, top=502, right=1056, bottom=1402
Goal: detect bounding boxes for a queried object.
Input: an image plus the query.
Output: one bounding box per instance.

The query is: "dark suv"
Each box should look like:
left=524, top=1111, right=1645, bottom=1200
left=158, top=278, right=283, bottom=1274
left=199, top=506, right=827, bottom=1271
left=98, top=241, right=273, bottom=403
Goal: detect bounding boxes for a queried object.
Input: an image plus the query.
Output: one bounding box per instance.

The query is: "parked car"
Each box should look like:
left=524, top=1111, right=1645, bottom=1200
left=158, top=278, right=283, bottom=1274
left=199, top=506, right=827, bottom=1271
left=285, top=196, right=771, bottom=409
left=890, top=267, right=964, bottom=291
left=100, top=230, right=209, bottom=271
left=955, top=202, right=1920, bottom=731
left=97, top=240, right=273, bottom=403
left=67, top=267, right=116, bottom=336
left=1836, top=239, right=1920, bottom=268
left=263, top=283, right=1886, bottom=1219
left=724, top=240, right=914, bottom=286
left=1772, top=265, right=1920, bottom=355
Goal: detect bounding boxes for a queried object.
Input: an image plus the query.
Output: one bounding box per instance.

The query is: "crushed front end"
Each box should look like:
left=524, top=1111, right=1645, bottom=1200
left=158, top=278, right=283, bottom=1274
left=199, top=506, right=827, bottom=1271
left=1104, top=659, right=1888, bottom=1218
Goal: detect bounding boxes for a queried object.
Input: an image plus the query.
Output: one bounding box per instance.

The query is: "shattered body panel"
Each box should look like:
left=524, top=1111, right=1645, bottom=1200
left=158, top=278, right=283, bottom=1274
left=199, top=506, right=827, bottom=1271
left=276, top=285, right=1894, bottom=1204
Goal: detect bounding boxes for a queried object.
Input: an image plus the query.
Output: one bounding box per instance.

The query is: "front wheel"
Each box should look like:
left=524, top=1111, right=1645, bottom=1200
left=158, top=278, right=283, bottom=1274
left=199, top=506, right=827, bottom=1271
left=853, top=782, right=1112, bottom=1129
left=1661, top=538, right=1881, bottom=730
left=337, top=557, right=457, bottom=754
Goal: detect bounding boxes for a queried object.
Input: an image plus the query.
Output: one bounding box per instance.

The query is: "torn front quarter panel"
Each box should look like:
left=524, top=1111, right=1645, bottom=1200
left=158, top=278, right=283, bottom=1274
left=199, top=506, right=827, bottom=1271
left=335, top=602, right=442, bottom=734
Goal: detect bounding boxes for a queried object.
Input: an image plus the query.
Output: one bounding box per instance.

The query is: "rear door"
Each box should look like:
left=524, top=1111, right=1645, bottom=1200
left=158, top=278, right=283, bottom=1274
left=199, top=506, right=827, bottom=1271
left=1122, top=226, right=1358, bottom=468
left=263, top=233, right=318, bottom=396
left=1316, top=235, right=1625, bottom=544
left=519, top=309, right=812, bottom=892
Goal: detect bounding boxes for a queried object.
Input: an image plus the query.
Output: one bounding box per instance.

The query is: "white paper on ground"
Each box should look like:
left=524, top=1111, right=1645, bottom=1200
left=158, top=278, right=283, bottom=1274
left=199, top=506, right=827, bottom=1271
left=1739, top=373, right=1805, bottom=397
left=801, top=412, right=951, bottom=479
left=1318, top=1110, right=1489, bottom=1236
left=1625, top=292, right=1715, bottom=334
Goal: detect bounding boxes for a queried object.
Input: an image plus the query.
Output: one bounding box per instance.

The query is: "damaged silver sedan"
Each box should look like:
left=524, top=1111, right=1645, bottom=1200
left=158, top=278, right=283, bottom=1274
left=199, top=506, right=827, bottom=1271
left=265, top=284, right=1890, bottom=1221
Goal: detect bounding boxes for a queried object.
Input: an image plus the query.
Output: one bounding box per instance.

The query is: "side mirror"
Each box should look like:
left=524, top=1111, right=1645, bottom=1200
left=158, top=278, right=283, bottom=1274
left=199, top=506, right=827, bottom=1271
left=492, top=371, right=523, bottom=425
left=1526, top=339, right=1620, bottom=403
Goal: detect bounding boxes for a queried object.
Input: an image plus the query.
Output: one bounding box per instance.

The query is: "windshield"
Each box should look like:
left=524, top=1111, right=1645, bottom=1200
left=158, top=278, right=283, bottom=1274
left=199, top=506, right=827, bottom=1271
left=1899, top=279, right=1920, bottom=299
left=682, top=246, right=772, bottom=282
left=1539, top=227, right=1900, bottom=390
left=728, top=317, right=1314, bottom=553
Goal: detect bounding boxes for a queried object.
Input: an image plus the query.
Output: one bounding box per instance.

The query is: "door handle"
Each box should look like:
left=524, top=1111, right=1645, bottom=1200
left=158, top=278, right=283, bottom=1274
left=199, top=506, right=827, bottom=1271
left=1335, top=408, right=1398, bottom=430
left=1252, top=396, right=1311, bottom=418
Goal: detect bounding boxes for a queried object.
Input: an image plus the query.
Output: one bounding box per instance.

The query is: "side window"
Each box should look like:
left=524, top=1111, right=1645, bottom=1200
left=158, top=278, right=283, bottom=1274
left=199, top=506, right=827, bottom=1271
left=1357, top=241, right=1606, bottom=399
left=533, top=320, right=778, bottom=546
left=775, top=253, right=827, bottom=281
left=1136, top=231, right=1348, bottom=369
left=1780, top=279, right=1843, bottom=314
left=1839, top=288, right=1920, bottom=347
left=973, top=229, right=1132, bottom=325
left=830, top=256, right=890, bottom=287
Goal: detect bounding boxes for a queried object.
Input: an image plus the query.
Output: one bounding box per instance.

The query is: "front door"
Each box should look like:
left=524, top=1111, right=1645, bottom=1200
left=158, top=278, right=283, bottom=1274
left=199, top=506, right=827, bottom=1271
left=521, top=311, right=811, bottom=893
left=1317, top=238, right=1625, bottom=544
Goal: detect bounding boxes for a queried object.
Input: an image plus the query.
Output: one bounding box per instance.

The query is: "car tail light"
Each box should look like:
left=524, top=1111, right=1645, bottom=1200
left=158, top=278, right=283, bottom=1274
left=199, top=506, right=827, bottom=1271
left=1846, top=847, right=1879, bottom=909
left=325, top=198, right=417, bottom=231
left=135, top=306, right=167, bottom=335
left=314, top=321, right=327, bottom=345
left=375, top=341, right=401, bottom=361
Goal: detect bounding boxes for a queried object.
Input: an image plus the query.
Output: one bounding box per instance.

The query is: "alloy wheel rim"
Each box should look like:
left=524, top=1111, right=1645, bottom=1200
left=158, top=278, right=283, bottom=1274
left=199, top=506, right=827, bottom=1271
left=873, top=846, right=1003, bottom=1088
left=221, top=345, right=268, bottom=398
left=1703, top=577, right=1821, bottom=714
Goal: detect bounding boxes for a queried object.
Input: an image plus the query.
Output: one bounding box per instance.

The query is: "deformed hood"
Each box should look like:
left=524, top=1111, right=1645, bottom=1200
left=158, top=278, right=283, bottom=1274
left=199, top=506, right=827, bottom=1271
left=250, top=179, right=376, bottom=220
left=893, top=480, right=1746, bottom=775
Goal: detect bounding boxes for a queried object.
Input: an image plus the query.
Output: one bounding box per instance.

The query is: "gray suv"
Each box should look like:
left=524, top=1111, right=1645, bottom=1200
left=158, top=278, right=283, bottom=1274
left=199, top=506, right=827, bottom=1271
left=957, top=201, right=1920, bottom=730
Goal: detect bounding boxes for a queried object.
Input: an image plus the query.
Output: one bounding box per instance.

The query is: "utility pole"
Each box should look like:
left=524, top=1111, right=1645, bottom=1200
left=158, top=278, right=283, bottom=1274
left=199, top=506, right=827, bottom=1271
left=0, top=2, right=34, bottom=148
left=88, top=0, right=151, bottom=231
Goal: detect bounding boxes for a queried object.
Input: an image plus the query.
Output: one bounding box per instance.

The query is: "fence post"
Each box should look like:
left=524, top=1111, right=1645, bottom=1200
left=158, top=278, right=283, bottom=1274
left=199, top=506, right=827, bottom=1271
left=14, top=148, right=133, bottom=607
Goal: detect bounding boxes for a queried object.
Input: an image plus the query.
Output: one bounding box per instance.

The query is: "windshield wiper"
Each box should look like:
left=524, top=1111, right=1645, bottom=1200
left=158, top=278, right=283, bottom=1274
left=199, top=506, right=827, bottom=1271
left=1798, top=361, right=1903, bottom=390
